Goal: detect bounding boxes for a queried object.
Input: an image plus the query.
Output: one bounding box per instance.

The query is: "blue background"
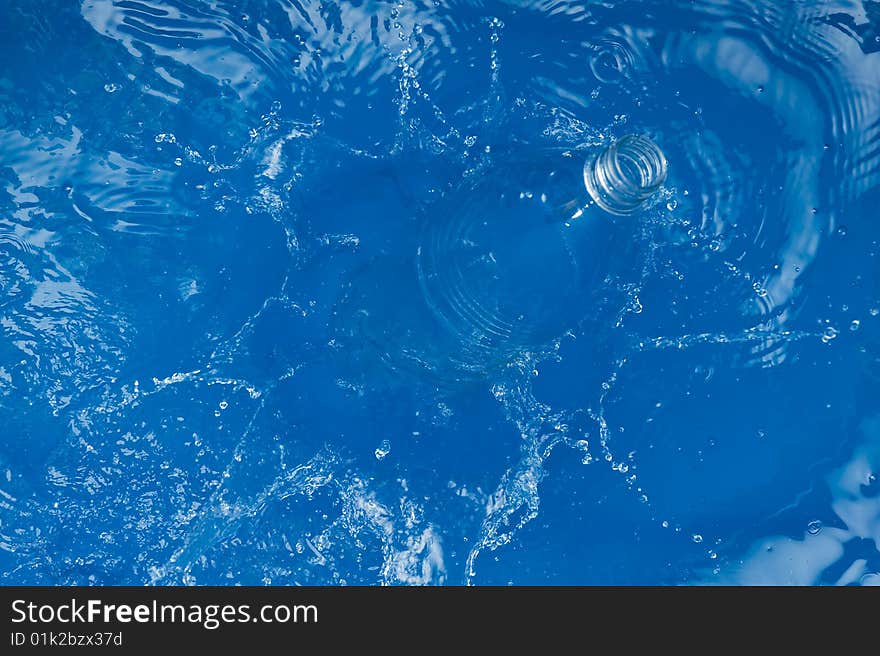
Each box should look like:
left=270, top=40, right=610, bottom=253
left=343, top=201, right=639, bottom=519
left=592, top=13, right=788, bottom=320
left=0, top=0, right=879, bottom=585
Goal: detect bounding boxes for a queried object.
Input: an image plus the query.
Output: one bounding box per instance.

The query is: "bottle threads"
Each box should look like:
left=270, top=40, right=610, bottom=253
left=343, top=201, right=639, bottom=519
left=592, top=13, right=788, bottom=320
left=583, top=134, right=668, bottom=216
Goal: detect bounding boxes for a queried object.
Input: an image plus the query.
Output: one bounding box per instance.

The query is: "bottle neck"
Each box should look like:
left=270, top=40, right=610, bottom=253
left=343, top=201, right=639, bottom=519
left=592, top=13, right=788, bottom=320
left=581, top=134, right=668, bottom=217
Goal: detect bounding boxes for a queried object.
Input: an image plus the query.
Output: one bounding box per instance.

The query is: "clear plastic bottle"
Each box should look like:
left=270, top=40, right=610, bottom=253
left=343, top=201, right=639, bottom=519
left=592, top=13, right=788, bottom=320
left=417, top=134, right=667, bottom=370
left=333, top=134, right=668, bottom=383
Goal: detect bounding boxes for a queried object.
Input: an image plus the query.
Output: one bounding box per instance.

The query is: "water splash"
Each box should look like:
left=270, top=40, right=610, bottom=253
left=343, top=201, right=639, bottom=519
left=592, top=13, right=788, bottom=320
left=2, top=0, right=879, bottom=585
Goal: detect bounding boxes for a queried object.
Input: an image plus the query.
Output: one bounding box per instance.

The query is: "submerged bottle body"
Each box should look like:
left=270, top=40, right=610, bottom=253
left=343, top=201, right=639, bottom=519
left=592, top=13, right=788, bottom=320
left=418, top=150, right=612, bottom=365
left=417, top=134, right=667, bottom=370
left=332, top=135, right=668, bottom=383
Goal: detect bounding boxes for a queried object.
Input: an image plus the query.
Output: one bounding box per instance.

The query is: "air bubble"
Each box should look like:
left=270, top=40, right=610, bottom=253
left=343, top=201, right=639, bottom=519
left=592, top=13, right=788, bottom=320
left=374, top=439, right=391, bottom=461
left=850, top=319, right=860, bottom=331
left=821, top=326, right=839, bottom=343
left=807, top=520, right=822, bottom=535
left=692, top=534, right=703, bottom=543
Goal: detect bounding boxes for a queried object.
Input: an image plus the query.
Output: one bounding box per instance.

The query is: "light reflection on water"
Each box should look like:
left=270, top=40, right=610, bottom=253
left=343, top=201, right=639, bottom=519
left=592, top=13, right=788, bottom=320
left=0, top=0, right=877, bottom=584
left=709, top=415, right=880, bottom=586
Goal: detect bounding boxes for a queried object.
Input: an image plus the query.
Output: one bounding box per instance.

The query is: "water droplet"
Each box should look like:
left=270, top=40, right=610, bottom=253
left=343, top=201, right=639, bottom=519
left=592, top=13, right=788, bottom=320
left=374, top=439, right=391, bottom=461
left=692, top=534, right=703, bottom=543
left=821, top=326, right=839, bottom=343
left=807, top=520, right=822, bottom=535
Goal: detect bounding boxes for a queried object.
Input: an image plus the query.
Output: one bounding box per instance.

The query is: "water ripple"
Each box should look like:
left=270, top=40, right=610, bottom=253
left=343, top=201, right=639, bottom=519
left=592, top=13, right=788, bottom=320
left=2, top=0, right=879, bottom=585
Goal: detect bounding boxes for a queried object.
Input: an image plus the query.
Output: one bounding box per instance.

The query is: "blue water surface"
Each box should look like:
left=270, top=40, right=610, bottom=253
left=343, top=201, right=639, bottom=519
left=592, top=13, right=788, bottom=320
left=1, top=0, right=879, bottom=585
